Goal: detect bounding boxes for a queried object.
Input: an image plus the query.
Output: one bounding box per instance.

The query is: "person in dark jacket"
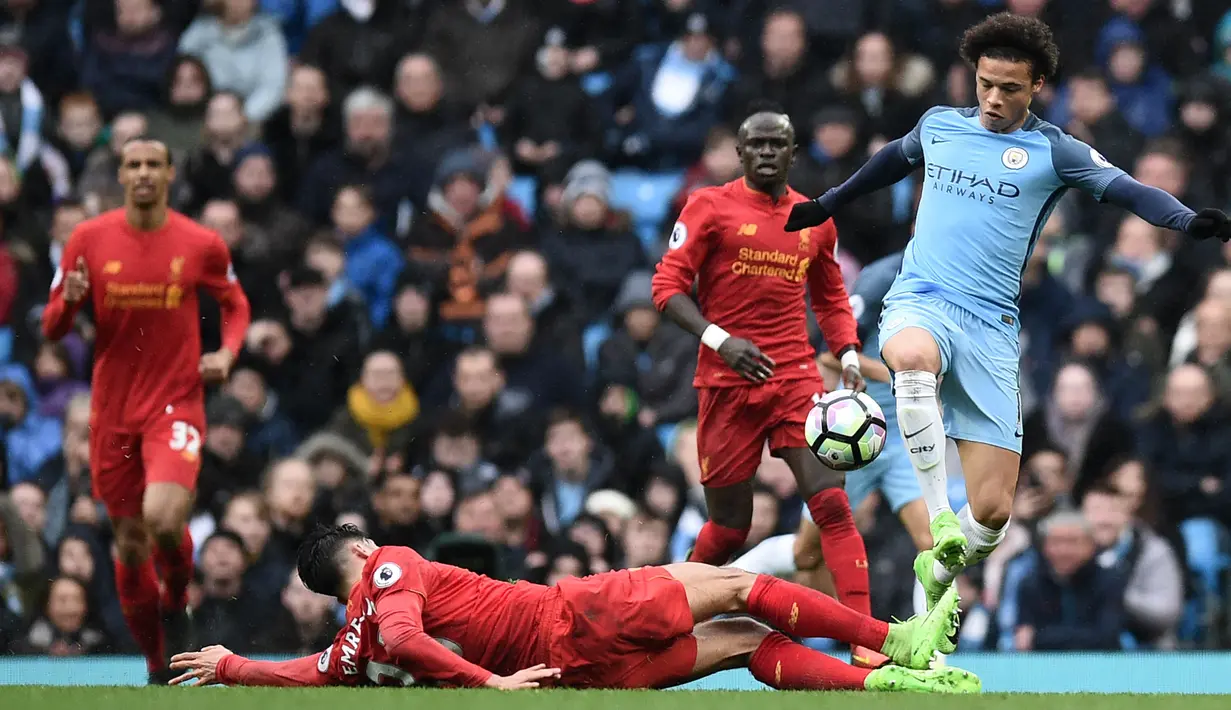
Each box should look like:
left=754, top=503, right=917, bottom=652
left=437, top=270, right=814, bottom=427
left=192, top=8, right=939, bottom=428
left=504, top=249, right=585, bottom=374
left=597, top=271, right=697, bottom=428
left=724, top=9, right=826, bottom=129
left=1015, top=509, right=1127, bottom=651
left=502, top=27, right=601, bottom=181
left=299, top=0, right=422, bottom=102
left=262, top=63, right=341, bottom=203
left=79, top=0, right=178, bottom=117
left=421, top=0, right=540, bottom=112
left=526, top=409, right=615, bottom=535
left=391, top=53, right=476, bottom=168
left=541, top=161, right=646, bottom=325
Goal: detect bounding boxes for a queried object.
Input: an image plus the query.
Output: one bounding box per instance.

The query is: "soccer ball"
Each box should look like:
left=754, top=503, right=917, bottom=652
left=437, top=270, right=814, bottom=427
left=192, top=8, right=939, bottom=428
left=804, top=391, right=887, bottom=471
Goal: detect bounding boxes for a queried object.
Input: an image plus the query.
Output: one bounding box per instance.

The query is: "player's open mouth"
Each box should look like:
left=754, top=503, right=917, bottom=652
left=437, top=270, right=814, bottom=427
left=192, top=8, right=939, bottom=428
left=755, top=164, right=779, bottom=174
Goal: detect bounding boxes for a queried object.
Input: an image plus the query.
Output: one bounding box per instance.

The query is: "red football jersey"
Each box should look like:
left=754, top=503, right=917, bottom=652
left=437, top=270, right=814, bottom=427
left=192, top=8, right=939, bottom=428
left=218, top=546, right=551, bottom=688
left=42, top=209, right=250, bottom=428
left=651, top=179, right=859, bottom=388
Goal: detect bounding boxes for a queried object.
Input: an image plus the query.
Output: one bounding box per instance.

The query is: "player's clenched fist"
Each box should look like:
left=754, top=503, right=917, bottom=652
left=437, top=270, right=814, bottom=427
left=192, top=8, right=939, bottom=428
left=63, top=256, right=90, bottom=303
left=718, top=337, right=775, bottom=383
left=484, top=663, right=561, bottom=690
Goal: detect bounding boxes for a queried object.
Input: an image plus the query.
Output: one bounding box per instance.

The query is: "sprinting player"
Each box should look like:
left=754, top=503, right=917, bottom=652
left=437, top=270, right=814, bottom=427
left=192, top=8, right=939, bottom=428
left=42, top=139, right=252, bottom=682
left=167, top=524, right=980, bottom=693
left=784, top=13, right=1231, bottom=609
left=651, top=111, right=881, bottom=664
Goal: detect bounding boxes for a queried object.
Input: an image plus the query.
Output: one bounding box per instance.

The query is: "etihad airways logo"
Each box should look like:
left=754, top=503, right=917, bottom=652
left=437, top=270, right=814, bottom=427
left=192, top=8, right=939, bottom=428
left=926, top=163, right=1021, bottom=205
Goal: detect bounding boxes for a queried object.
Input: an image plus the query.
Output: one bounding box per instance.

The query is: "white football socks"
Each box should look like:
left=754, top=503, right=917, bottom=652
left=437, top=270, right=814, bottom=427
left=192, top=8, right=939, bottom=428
left=934, top=505, right=1008, bottom=584
left=894, top=370, right=951, bottom=520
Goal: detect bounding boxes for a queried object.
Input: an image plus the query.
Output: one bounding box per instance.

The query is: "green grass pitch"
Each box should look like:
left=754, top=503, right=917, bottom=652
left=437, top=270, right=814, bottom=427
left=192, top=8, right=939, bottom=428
left=1, top=687, right=1227, bottom=710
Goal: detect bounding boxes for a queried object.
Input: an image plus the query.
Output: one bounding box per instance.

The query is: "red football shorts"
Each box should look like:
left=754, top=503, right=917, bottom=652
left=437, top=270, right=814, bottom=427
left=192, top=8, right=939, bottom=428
left=89, top=404, right=205, bottom=519
left=545, top=567, right=697, bottom=689
left=695, top=376, right=824, bottom=487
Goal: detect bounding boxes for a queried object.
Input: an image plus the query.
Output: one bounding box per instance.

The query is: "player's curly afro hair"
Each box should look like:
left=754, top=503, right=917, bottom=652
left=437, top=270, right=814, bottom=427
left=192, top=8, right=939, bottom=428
left=298, top=524, right=367, bottom=597
left=960, top=12, right=1060, bottom=82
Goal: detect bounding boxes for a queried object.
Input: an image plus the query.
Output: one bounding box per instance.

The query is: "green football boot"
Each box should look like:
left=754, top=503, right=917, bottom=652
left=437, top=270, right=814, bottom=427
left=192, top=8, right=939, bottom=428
left=879, top=585, right=961, bottom=669
left=864, top=665, right=982, bottom=693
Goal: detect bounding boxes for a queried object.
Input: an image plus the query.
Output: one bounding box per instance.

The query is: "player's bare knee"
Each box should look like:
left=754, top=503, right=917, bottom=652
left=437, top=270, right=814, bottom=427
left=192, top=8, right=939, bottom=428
left=728, top=568, right=760, bottom=612
left=882, top=331, right=941, bottom=375
left=792, top=535, right=822, bottom=572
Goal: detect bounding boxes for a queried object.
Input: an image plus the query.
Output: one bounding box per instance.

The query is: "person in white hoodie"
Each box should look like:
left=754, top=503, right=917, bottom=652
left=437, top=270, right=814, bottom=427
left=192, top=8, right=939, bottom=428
left=179, top=0, right=288, bottom=123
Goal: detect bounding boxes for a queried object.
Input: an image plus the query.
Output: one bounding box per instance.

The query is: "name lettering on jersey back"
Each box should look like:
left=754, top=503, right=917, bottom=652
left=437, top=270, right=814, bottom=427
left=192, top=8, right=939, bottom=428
left=103, top=281, right=183, bottom=309
left=925, top=164, right=1021, bottom=204
left=339, top=598, right=377, bottom=676
left=733, top=247, right=809, bottom=282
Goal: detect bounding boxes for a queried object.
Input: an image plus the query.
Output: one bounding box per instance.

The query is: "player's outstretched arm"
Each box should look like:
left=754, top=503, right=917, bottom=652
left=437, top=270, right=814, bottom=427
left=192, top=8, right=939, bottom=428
left=1103, top=175, right=1231, bottom=241
left=170, top=645, right=330, bottom=687
left=785, top=137, right=918, bottom=232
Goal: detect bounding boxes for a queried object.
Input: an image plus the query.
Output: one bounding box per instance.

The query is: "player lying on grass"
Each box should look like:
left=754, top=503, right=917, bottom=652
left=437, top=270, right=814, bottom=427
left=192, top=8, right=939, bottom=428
left=168, top=525, right=980, bottom=692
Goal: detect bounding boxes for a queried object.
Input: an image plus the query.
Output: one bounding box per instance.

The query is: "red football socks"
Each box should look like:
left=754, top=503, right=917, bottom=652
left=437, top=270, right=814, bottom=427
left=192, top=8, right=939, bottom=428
left=747, top=574, right=888, bottom=649
left=749, top=631, right=872, bottom=690
left=807, top=488, right=872, bottom=615
left=116, top=556, right=166, bottom=672
left=688, top=521, right=749, bottom=565
left=153, top=527, right=194, bottom=612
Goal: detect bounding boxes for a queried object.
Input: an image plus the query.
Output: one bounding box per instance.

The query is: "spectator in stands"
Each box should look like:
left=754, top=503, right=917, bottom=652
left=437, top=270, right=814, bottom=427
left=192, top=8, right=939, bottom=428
left=528, top=409, right=614, bottom=535
left=53, top=528, right=127, bottom=650
left=328, top=350, right=419, bottom=463
left=80, top=0, right=178, bottom=118
left=1062, top=301, right=1152, bottom=422
left=484, top=291, right=583, bottom=411
left=1023, top=362, right=1131, bottom=494
left=300, top=0, right=421, bottom=103
left=1171, top=268, right=1231, bottom=367
left=35, top=393, right=95, bottom=549
left=0, top=364, right=61, bottom=488
left=146, top=55, right=212, bottom=161
left=594, top=382, right=668, bottom=498
left=1091, top=19, right=1172, bottom=138
left=1015, top=510, right=1126, bottom=651
left=422, top=0, right=540, bottom=113
left=1082, top=485, right=1183, bottom=648
left=52, top=92, right=106, bottom=185
left=197, top=394, right=265, bottom=518
left=491, top=473, right=543, bottom=558
left=194, top=530, right=261, bottom=652
left=407, top=150, right=529, bottom=335
left=1139, top=364, right=1231, bottom=610
left=262, top=63, right=339, bottom=202
left=538, top=0, right=643, bottom=74
left=504, top=250, right=584, bottom=372
left=367, top=469, right=433, bottom=550
left=331, top=184, right=402, bottom=329
left=30, top=342, right=87, bottom=421
left=262, top=457, right=317, bottom=563
left=217, top=489, right=290, bottom=609
left=503, top=28, right=601, bottom=181
left=417, top=468, right=456, bottom=535
left=827, top=31, right=932, bottom=141
left=78, top=110, right=147, bottom=213
left=12, top=576, right=110, bottom=656
left=1186, top=300, right=1231, bottom=398
left=1058, top=69, right=1145, bottom=178
left=608, top=11, right=733, bottom=170
left=663, top=125, right=740, bottom=234
left=198, top=198, right=280, bottom=318
left=0, top=0, right=77, bottom=108
left=371, top=270, right=444, bottom=393
left=180, top=91, right=249, bottom=213
left=1171, top=75, right=1231, bottom=215
left=224, top=365, right=298, bottom=459
left=231, top=142, right=311, bottom=262
left=725, top=9, right=824, bottom=128
left=248, top=266, right=363, bottom=434
left=303, top=235, right=372, bottom=337
left=598, top=271, right=697, bottom=428
left=253, top=570, right=339, bottom=654
left=622, top=510, right=671, bottom=568
left=179, top=0, right=288, bottom=122
left=391, top=53, right=475, bottom=166
left=298, top=87, right=430, bottom=239
left=543, top=162, right=646, bottom=325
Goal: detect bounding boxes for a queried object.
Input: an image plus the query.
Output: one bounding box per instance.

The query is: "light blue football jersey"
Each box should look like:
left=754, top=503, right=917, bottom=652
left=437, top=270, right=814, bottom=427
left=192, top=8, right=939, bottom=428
left=886, top=106, right=1126, bottom=331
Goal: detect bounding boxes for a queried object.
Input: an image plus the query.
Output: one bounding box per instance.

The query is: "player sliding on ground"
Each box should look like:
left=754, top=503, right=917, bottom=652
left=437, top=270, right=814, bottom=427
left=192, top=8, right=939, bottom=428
left=783, top=12, right=1231, bottom=612
left=652, top=108, right=884, bottom=666
left=42, top=138, right=251, bottom=682
left=168, top=524, right=980, bottom=692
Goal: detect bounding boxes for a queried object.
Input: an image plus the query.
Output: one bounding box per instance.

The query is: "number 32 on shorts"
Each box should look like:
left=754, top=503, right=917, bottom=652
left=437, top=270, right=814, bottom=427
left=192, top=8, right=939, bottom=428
left=169, top=421, right=202, bottom=460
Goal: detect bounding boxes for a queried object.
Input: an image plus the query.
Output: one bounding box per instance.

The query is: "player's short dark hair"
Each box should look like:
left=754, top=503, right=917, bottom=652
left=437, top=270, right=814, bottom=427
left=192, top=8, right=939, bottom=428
left=959, top=12, right=1059, bottom=81
left=120, top=137, right=171, bottom=164
left=298, top=524, right=366, bottom=596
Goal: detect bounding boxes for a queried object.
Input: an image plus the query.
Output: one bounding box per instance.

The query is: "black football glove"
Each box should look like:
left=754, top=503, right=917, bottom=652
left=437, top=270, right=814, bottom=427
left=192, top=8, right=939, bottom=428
left=1188, top=208, right=1231, bottom=242
left=784, top=200, right=831, bottom=232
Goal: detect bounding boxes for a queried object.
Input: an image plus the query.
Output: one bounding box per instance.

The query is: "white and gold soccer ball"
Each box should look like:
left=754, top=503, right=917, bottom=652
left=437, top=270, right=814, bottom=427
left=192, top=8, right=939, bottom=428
left=804, top=390, right=887, bottom=471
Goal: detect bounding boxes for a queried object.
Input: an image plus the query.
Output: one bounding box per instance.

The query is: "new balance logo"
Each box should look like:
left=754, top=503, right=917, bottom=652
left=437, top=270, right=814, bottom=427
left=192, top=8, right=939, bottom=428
left=737, top=223, right=758, bottom=236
